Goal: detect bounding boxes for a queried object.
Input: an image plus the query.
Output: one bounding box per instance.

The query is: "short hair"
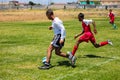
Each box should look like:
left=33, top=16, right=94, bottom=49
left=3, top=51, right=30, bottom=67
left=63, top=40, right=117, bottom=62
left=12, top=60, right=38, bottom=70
left=46, top=9, right=54, bottom=16
left=78, top=13, right=84, bottom=19
left=109, top=9, right=112, bottom=11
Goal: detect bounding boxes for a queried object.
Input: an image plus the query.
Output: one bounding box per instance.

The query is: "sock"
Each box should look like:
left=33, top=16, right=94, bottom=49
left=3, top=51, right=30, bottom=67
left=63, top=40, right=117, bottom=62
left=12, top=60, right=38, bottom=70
left=112, top=24, right=115, bottom=28
left=72, top=45, right=78, bottom=56
left=113, top=24, right=117, bottom=29
left=112, top=24, right=117, bottom=29
left=99, top=41, right=108, bottom=46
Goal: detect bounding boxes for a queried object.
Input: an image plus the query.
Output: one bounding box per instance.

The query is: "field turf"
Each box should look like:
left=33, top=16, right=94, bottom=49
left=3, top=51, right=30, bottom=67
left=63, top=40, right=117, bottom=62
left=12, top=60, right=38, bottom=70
left=0, top=18, right=120, bottom=80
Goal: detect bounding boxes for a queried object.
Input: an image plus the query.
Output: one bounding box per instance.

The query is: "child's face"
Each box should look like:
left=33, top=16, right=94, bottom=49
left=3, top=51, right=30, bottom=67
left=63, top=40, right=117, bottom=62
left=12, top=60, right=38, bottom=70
left=46, top=14, right=52, bottom=20
left=78, top=16, right=82, bottom=21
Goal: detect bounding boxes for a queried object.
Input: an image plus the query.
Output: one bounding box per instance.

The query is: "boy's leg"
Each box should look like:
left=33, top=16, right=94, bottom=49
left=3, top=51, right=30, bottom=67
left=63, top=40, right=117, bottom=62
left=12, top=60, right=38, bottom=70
left=72, top=32, right=90, bottom=56
left=99, top=40, right=113, bottom=46
left=72, top=45, right=78, bottom=56
left=55, top=47, right=68, bottom=58
left=55, top=47, right=76, bottom=66
left=99, top=41, right=108, bottom=46
left=111, top=24, right=116, bottom=29
left=72, top=41, right=81, bottom=56
left=39, top=44, right=54, bottom=69
left=90, top=35, right=109, bottom=48
left=110, top=22, right=117, bottom=29
left=46, top=44, right=54, bottom=63
left=113, top=23, right=117, bottom=29
left=92, top=40, right=112, bottom=48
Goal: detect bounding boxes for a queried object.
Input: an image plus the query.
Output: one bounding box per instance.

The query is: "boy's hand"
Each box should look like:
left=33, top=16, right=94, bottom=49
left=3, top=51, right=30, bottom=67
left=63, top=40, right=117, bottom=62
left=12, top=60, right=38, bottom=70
left=74, top=35, right=78, bottom=39
left=49, top=26, right=52, bottom=30
left=94, top=29, right=97, bottom=34
left=59, top=39, right=64, bottom=44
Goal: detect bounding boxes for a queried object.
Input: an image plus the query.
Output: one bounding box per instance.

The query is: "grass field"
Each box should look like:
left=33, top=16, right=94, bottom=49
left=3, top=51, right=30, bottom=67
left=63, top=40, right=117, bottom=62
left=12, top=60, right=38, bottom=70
left=0, top=10, right=120, bottom=80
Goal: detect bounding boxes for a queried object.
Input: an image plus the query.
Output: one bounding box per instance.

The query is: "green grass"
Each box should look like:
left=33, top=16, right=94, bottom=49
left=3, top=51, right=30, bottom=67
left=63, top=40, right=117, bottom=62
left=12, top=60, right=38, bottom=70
left=0, top=19, right=120, bottom=80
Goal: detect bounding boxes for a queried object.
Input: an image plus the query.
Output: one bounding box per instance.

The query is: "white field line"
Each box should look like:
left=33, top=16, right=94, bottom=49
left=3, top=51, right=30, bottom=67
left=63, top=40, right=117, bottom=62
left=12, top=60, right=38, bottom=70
left=54, top=57, right=119, bottom=80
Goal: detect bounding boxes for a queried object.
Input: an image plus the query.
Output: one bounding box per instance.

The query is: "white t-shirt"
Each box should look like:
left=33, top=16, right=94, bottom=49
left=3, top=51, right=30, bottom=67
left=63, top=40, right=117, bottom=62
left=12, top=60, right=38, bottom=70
left=52, top=17, right=66, bottom=40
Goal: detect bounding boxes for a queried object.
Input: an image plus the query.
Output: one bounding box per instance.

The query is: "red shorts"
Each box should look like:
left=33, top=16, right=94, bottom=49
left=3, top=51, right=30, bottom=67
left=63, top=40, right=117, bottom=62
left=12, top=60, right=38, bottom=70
left=78, top=32, right=96, bottom=43
left=110, top=19, right=114, bottom=24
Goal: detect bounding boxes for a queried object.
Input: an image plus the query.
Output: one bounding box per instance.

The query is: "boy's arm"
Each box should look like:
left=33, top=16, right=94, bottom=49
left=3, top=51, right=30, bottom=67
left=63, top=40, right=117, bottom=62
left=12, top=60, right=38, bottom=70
left=60, top=30, right=65, bottom=44
left=92, top=20, right=97, bottom=34
left=74, top=30, right=84, bottom=39
left=60, top=27, right=66, bottom=43
left=48, top=26, right=53, bottom=30
left=57, top=23, right=66, bottom=44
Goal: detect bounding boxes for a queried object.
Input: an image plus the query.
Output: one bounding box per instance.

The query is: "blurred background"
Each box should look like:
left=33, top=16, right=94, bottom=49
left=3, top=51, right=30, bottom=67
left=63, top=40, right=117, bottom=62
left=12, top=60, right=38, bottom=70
left=0, top=0, right=120, bottom=10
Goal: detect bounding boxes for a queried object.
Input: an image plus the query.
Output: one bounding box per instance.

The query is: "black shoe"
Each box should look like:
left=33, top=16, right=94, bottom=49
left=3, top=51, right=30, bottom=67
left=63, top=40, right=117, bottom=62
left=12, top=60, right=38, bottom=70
left=38, top=62, right=51, bottom=70
left=38, top=65, right=50, bottom=69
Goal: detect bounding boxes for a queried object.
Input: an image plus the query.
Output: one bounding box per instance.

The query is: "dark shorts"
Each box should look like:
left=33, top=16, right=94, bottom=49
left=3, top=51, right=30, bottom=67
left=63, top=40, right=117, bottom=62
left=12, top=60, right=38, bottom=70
left=51, top=34, right=65, bottom=48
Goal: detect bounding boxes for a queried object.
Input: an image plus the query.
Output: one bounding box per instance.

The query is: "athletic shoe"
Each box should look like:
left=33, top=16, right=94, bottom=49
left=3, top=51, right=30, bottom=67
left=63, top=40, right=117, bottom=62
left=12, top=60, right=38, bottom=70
left=67, top=51, right=73, bottom=60
left=108, top=40, right=113, bottom=46
left=71, top=56, right=77, bottom=66
left=67, top=51, right=76, bottom=66
left=38, top=62, right=51, bottom=70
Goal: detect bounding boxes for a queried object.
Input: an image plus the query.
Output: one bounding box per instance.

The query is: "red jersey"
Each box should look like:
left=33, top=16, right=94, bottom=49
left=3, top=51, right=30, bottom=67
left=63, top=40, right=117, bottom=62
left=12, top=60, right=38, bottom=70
left=79, top=19, right=95, bottom=43
left=109, top=12, right=115, bottom=22
left=82, top=19, right=93, bottom=33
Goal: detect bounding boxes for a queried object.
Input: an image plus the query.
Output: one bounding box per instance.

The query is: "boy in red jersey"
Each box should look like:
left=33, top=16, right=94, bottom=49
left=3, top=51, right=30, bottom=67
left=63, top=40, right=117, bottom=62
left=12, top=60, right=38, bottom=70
left=108, top=9, right=117, bottom=29
left=68, top=13, right=113, bottom=65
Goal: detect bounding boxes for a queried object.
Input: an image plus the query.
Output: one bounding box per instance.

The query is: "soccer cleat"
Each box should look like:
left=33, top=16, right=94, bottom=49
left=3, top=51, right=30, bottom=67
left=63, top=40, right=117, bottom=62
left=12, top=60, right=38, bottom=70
left=108, top=40, right=113, bottom=46
left=71, top=56, right=77, bottom=66
left=38, top=65, right=50, bottom=69
left=67, top=51, right=76, bottom=66
left=38, top=62, right=51, bottom=70
left=67, top=51, right=73, bottom=60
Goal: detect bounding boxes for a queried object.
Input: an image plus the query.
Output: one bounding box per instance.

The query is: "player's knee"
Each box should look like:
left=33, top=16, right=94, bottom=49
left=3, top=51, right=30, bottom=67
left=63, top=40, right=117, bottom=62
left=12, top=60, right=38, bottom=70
left=94, top=44, right=100, bottom=48
left=55, top=51, right=61, bottom=55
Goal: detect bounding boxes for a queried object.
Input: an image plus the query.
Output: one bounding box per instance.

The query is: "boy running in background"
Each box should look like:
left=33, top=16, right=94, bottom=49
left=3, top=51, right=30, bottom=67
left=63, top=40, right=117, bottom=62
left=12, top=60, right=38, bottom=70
left=68, top=13, right=113, bottom=64
left=39, top=9, right=76, bottom=69
left=108, top=9, right=117, bottom=29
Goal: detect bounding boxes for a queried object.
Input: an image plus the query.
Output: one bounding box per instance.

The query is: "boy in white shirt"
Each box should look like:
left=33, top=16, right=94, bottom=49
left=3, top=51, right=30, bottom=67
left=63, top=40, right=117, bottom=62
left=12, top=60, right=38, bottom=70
left=39, top=9, right=76, bottom=69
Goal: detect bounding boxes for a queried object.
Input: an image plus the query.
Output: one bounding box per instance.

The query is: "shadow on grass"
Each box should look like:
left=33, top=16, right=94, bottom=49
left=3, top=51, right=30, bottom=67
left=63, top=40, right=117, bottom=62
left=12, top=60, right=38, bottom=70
left=57, top=60, right=76, bottom=68
left=79, top=54, right=113, bottom=59
left=38, top=61, right=76, bottom=70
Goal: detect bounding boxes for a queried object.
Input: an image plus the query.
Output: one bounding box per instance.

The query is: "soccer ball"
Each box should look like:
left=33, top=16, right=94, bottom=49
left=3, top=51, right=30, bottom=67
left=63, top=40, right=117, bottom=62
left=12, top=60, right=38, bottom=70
left=42, top=57, right=47, bottom=64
